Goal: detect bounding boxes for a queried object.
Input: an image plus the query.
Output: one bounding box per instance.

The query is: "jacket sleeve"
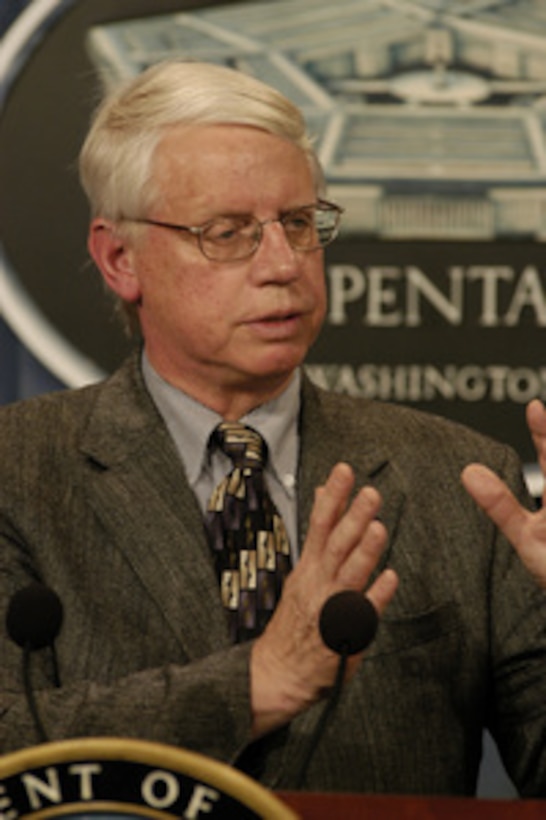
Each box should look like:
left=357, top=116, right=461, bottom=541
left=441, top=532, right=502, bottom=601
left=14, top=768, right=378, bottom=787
left=1, top=619, right=254, bottom=761
left=483, top=444, right=546, bottom=796
left=0, top=501, right=254, bottom=759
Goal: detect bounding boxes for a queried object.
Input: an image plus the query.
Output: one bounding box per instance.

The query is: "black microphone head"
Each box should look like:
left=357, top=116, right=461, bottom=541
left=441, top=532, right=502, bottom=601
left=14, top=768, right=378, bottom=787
left=6, top=583, right=64, bottom=650
left=319, top=590, right=378, bottom=656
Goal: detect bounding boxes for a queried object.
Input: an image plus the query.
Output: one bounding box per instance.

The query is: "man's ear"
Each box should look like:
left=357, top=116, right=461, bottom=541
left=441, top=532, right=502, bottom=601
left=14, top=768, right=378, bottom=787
left=88, top=218, right=141, bottom=303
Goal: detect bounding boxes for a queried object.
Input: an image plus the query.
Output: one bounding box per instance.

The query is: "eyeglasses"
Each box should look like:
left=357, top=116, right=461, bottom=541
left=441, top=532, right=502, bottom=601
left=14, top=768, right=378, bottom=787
left=127, top=199, right=343, bottom=262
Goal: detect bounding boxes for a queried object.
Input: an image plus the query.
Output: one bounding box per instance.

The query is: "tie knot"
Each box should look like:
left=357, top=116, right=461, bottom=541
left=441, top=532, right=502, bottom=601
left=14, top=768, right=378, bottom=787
left=212, top=422, right=267, bottom=469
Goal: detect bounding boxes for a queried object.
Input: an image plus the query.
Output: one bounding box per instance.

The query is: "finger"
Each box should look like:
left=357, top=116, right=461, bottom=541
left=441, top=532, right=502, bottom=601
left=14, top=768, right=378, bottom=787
left=366, top=567, right=399, bottom=616
left=336, top=517, right=387, bottom=588
left=461, top=463, right=529, bottom=547
left=321, top=485, right=383, bottom=579
left=304, top=463, right=356, bottom=558
left=527, top=399, right=546, bottom=443
left=527, top=400, right=546, bottom=504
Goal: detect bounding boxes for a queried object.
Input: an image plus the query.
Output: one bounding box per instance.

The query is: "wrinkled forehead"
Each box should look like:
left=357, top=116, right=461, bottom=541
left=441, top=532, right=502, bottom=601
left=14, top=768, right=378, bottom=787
left=153, top=121, right=314, bottom=172
left=147, top=123, right=319, bottom=214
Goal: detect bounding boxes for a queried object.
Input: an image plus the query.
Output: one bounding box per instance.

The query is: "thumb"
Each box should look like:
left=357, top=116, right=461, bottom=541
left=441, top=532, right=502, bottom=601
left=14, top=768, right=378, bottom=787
left=461, top=463, right=527, bottom=544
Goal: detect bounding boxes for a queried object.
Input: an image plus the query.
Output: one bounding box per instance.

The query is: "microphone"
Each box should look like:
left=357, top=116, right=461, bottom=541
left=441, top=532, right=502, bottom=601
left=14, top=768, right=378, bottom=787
left=294, top=590, right=378, bottom=787
left=6, top=582, right=64, bottom=742
left=319, top=589, right=378, bottom=655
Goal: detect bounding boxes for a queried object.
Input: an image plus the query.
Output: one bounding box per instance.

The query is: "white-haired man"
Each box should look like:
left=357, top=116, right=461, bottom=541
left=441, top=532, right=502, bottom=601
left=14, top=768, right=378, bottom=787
left=1, top=61, right=545, bottom=796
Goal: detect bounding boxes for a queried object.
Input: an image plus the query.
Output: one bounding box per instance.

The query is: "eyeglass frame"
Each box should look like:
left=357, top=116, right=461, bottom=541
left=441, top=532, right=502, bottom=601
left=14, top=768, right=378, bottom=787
left=123, top=198, right=344, bottom=262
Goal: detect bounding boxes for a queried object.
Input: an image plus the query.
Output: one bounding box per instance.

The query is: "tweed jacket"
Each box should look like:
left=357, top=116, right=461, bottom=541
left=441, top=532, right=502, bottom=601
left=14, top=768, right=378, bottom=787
left=1, top=351, right=546, bottom=796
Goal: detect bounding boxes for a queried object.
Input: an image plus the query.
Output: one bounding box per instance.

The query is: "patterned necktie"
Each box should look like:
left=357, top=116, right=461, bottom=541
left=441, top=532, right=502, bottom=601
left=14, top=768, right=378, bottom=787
left=205, top=422, right=292, bottom=642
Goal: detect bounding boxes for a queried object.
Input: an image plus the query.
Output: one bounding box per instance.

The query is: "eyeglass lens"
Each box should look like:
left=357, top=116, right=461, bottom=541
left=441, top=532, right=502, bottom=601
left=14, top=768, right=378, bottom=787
left=200, top=204, right=340, bottom=261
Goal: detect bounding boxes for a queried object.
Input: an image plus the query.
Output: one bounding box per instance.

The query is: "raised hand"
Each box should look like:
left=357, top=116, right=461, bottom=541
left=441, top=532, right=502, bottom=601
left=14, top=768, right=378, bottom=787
left=461, top=399, right=546, bottom=589
left=250, top=462, right=398, bottom=737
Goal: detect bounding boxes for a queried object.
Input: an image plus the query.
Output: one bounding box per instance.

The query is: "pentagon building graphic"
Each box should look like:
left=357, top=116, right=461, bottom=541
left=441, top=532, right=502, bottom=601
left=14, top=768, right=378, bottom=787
left=86, top=0, right=546, bottom=241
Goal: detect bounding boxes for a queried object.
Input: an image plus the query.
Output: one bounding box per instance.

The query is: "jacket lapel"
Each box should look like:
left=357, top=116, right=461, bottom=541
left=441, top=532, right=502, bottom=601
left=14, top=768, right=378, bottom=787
left=78, top=354, right=229, bottom=659
left=297, top=374, right=405, bottom=572
left=298, top=373, right=445, bottom=623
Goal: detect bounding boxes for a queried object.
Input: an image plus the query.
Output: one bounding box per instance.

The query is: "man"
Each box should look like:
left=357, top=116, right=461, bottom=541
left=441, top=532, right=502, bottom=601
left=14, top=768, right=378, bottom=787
left=1, top=60, right=545, bottom=795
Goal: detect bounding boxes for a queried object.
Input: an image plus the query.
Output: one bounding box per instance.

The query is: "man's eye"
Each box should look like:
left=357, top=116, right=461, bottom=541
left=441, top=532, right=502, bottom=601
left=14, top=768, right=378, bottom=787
left=215, top=228, right=239, bottom=243
left=284, top=212, right=313, bottom=232
left=206, top=217, right=253, bottom=243
left=206, top=221, right=242, bottom=243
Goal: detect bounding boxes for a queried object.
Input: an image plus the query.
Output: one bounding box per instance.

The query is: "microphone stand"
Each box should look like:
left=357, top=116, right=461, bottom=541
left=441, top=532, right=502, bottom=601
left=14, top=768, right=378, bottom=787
left=293, top=644, right=349, bottom=788
left=22, top=643, right=48, bottom=743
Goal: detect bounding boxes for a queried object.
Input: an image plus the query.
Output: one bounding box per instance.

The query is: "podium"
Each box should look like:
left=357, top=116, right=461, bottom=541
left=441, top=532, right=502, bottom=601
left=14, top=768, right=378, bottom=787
left=1, top=738, right=545, bottom=819
left=280, top=790, right=546, bottom=819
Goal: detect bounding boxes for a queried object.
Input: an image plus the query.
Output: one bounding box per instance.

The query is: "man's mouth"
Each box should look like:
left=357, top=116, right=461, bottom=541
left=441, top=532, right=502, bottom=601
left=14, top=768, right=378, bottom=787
left=247, top=310, right=306, bottom=337
left=260, top=312, right=300, bottom=322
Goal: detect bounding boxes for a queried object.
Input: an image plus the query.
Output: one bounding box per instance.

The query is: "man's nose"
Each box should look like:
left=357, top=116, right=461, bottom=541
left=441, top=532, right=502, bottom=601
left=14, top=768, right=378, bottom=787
left=254, top=220, right=301, bottom=280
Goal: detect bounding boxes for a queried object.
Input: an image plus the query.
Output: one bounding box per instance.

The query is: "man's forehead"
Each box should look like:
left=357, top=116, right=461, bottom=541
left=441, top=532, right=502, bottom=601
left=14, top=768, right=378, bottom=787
left=151, top=124, right=316, bottom=209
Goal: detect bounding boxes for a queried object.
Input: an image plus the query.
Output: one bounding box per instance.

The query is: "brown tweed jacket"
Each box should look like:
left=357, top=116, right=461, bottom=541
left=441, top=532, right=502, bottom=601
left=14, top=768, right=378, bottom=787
left=1, top=351, right=545, bottom=795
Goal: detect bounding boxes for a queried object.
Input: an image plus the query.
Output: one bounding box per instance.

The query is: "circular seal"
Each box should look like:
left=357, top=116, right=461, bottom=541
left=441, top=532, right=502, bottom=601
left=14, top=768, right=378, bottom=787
left=0, top=0, right=213, bottom=387
left=0, top=736, right=297, bottom=818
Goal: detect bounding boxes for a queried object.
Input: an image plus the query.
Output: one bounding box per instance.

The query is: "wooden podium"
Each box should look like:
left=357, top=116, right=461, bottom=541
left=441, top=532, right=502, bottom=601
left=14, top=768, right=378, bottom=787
left=280, top=790, right=546, bottom=819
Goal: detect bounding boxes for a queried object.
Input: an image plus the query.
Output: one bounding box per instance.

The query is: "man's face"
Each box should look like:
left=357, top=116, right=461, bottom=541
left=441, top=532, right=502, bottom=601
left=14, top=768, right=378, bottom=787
left=109, top=124, right=327, bottom=409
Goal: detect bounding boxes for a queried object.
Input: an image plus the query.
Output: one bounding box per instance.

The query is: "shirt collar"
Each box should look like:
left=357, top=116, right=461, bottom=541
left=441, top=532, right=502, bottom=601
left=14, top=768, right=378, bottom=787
left=141, top=351, right=300, bottom=492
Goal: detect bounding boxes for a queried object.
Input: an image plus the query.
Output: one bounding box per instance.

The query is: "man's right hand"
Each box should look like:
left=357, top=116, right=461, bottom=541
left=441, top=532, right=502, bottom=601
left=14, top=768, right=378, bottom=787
left=250, top=462, right=398, bottom=738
